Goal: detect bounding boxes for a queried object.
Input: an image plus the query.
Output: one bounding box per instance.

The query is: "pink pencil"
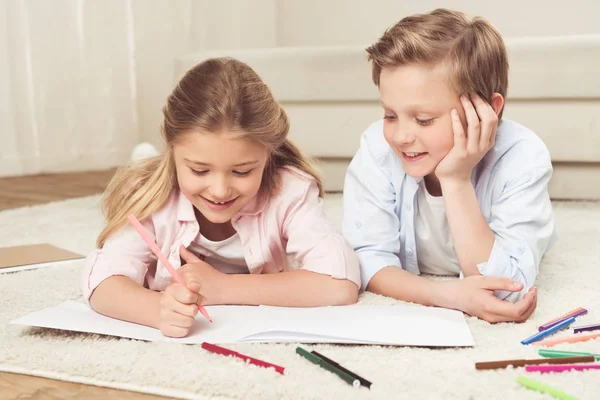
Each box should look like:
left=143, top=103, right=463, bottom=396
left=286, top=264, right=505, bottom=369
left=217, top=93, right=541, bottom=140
left=127, top=214, right=212, bottom=323
left=526, top=364, right=600, bottom=373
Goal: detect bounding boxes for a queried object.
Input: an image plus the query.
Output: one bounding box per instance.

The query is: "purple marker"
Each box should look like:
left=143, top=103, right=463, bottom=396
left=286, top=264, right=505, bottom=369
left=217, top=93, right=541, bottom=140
left=538, top=309, right=588, bottom=332
left=573, top=322, right=600, bottom=334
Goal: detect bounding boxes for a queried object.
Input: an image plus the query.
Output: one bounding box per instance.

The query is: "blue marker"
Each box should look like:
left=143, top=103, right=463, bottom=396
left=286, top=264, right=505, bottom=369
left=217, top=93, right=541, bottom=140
left=521, top=317, right=576, bottom=345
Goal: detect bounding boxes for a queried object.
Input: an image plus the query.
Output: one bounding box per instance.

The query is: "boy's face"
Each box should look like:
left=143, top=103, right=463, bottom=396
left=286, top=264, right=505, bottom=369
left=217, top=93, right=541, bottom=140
left=379, top=63, right=464, bottom=179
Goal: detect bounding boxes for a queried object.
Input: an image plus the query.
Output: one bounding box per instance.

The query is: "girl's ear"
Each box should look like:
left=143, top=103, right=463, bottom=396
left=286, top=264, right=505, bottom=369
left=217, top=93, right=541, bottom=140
left=490, top=93, right=505, bottom=116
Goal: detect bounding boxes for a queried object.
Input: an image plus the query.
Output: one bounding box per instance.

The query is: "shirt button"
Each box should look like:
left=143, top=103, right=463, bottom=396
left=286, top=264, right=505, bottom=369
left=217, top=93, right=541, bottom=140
left=406, top=203, right=412, bottom=212
left=407, top=249, right=414, bottom=256
left=354, top=221, right=362, bottom=229
left=517, top=247, right=525, bottom=254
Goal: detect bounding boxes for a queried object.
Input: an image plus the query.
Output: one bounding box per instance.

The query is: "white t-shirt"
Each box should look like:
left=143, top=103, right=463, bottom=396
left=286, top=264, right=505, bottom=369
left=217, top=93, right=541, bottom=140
left=415, top=181, right=461, bottom=276
left=187, top=233, right=249, bottom=274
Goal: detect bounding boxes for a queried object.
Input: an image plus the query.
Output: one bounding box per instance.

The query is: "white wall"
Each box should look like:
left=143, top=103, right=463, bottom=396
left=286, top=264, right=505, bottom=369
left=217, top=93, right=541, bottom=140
left=276, top=0, right=600, bottom=47
left=0, top=0, right=276, bottom=177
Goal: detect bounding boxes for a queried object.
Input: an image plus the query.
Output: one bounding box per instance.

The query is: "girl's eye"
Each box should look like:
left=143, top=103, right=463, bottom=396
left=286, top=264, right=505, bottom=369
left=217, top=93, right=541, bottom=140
left=416, top=118, right=434, bottom=126
left=233, top=170, right=253, bottom=177
left=383, top=114, right=397, bottom=121
left=190, top=168, right=208, bottom=176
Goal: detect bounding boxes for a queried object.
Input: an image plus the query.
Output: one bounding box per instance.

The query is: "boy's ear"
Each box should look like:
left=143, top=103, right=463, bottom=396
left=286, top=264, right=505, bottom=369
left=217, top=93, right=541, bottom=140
left=491, top=93, right=505, bottom=116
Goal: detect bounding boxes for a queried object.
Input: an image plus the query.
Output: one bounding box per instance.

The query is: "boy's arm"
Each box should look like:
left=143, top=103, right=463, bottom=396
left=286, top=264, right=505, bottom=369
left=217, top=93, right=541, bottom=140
left=442, top=163, right=555, bottom=302
left=341, top=125, right=404, bottom=291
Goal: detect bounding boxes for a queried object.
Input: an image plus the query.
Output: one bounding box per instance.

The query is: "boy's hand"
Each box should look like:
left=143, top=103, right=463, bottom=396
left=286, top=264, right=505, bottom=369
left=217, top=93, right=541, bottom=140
left=435, top=93, right=499, bottom=182
left=178, top=246, right=227, bottom=306
left=440, top=275, right=537, bottom=323
left=159, top=280, right=200, bottom=338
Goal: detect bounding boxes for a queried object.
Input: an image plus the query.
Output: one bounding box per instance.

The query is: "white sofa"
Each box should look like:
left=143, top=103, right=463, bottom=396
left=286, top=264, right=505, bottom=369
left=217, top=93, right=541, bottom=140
left=176, top=35, right=600, bottom=200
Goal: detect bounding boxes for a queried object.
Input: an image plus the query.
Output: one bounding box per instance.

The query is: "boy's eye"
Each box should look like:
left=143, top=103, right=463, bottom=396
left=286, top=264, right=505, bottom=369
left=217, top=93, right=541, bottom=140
left=383, top=114, right=397, bottom=121
left=416, top=118, right=434, bottom=126
left=190, top=168, right=208, bottom=176
left=233, top=170, right=253, bottom=177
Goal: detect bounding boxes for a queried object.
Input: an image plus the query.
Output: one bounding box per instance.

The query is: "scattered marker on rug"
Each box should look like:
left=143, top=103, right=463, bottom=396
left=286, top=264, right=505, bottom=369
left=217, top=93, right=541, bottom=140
left=533, top=332, right=600, bottom=347
left=475, top=355, right=595, bottom=370
left=573, top=322, right=600, bottom=334
left=521, top=317, right=576, bottom=345
left=525, top=363, right=600, bottom=373
left=296, top=347, right=360, bottom=388
left=311, top=350, right=372, bottom=389
left=538, top=307, right=587, bottom=332
left=538, top=349, right=600, bottom=360
left=201, top=342, right=286, bottom=375
left=517, top=375, right=579, bottom=400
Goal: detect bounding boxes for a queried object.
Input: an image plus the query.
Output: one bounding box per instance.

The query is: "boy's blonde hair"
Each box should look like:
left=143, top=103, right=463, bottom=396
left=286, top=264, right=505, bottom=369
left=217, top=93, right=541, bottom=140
left=366, top=8, right=508, bottom=118
left=97, top=57, right=322, bottom=248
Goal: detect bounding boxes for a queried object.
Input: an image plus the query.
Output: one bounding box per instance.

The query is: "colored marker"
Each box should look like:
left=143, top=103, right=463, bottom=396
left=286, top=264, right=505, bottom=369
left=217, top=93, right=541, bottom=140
left=475, top=355, right=594, bottom=370
left=517, top=376, right=579, bottom=400
left=296, top=347, right=360, bottom=388
left=538, top=349, right=600, bottom=360
left=521, top=317, right=575, bottom=345
left=127, top=214, right=212, bottom=323
left=312, top=351, right=372, bottom=388
left=201, top=342, right=285, bottom=375
left=573, top=322, right=600, bottom=334
left=533, top=332, right=600, bottom=347
left=538, top=307, right=586, bottom=331
left=538, top=308, right=588, bottom=331
left=526, top=363, right=600, bottom=373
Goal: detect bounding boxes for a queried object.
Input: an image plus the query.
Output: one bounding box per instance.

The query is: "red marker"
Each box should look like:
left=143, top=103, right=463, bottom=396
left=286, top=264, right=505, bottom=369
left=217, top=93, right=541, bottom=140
left=201, top=342, right=286, bottom=375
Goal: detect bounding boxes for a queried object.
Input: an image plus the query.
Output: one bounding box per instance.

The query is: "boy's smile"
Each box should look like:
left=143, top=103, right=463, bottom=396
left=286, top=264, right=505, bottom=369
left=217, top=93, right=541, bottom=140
left=379, top=62, right=465, bottom=182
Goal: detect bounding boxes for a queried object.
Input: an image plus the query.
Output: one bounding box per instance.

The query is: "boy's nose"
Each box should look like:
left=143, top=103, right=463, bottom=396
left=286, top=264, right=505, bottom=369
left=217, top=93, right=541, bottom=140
left=393, top=127, right=416, bottom=146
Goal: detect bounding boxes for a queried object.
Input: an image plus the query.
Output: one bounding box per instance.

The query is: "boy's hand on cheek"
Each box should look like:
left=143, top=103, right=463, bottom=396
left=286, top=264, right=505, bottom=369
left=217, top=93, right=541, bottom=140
left=435, top=93, right=499, bottom=183
left=178, top=246, right=228, bottom=305
left=440, top=275, right=537, bottom=323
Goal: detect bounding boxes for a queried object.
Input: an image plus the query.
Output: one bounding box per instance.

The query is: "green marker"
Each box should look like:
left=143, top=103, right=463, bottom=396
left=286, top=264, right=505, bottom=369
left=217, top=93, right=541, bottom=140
left=517, top=376, right=579, bottom=400
left=296, top=347, right=360, bottom=388
left=538, top=349, right=600, bottom=360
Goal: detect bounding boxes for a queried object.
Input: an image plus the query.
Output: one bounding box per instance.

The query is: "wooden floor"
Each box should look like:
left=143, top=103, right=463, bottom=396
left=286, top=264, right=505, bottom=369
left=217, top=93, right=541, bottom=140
left=0, top=169, right=173, bottom=400
left=0, top=169, right=117, bottom=211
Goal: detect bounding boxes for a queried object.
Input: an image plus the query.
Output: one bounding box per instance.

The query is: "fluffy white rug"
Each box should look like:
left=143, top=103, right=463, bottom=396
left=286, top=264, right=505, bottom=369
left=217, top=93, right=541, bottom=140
left=1, top=195, right=599, bottom=400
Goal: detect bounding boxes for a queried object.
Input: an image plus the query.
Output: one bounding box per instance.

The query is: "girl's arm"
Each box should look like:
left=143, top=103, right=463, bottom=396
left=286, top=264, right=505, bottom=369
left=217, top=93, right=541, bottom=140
left=89, top=276, right=162, bottom=328
left=223, top=269, right=358, bottom=306
left=178, top=245, right=359, bottom=307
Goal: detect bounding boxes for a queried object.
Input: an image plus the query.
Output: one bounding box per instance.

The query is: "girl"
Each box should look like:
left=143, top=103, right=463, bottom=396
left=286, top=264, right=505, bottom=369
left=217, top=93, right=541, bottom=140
left=342, top=9, right=557, bottom=323
left=83, top=57, right=360, bottom=338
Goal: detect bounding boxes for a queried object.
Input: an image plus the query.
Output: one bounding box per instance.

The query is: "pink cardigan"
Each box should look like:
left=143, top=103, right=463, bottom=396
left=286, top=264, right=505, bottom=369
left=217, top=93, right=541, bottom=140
left=82, top=167, right=361, bottom=300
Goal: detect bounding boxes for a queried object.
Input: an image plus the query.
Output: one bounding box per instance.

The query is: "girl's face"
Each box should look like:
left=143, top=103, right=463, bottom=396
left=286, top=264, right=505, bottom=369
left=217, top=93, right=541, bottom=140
left=173, top=131, right=269, bottom=224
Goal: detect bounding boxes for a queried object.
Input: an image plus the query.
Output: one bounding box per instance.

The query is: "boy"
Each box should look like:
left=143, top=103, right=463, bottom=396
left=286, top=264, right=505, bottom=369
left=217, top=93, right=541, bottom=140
left=342, top=9, right=557, bottom=323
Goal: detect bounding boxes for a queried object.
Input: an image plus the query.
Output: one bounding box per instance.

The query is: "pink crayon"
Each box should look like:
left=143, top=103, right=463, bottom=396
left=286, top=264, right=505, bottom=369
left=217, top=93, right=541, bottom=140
left=526, top=364, right=600, bottom=373
left=127, top=214, right=212, bottom=323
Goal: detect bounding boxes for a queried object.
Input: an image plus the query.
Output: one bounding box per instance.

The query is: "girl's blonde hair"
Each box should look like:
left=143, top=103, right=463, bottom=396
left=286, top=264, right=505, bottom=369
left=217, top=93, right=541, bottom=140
left=97, top=57, right=322, bottom=248
left=366, top=8, right=509, bottom=119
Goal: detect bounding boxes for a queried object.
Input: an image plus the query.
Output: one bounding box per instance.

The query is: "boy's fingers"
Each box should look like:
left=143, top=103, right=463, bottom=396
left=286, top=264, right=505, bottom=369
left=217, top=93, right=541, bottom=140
left=461, top=94, right=481, bottom=153
left=470, top=93, right=497, bottom=151
left=172, top=284, right=199, bottom=304
left=480, top=276, right=524, bottom=292
left=451, top=109, right=466, bottom=149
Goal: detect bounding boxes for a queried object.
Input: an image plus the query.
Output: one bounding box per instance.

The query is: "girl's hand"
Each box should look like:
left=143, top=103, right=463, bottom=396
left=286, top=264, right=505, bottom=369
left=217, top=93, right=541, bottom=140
left=159, top=280, right=200, bottom=338
left=178, top=246, right=227, bottom=306
left=440, top=275, right=537, bottom=323
left=435, top=93, right=499, bottom=183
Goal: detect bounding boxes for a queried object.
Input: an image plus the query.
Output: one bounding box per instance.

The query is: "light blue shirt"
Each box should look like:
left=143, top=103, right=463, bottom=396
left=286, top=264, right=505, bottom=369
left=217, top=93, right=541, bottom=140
left=342, top=119, right=558, bottom=301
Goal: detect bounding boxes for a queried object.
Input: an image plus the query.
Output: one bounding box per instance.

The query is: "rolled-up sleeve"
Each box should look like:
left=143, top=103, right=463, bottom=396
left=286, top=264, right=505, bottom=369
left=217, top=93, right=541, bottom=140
left=283, top=180, right=361, bottom=289
left=342, top=131, right=402, bottom=291
left=81, top=219, right=154, bottom=303
left=476, top=164, right=557, bottom=302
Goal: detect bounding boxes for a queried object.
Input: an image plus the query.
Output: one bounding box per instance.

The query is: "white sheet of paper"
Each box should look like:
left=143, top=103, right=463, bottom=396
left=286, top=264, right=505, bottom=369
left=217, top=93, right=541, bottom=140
left=10, top=301, right=475, bottom=347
